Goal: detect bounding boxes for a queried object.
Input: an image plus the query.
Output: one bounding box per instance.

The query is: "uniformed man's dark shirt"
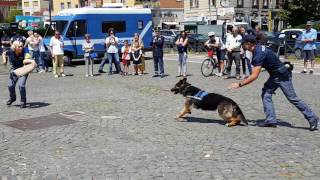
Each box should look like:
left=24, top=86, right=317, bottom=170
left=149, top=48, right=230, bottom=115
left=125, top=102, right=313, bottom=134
left=251, top=45, right=283, bottom=75
left=7, top=49, right=25, bottom=70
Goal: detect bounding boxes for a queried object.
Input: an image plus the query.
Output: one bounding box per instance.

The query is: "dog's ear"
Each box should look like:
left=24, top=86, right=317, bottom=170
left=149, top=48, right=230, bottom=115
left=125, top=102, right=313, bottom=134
left=182, top=77, right=187, bottom=82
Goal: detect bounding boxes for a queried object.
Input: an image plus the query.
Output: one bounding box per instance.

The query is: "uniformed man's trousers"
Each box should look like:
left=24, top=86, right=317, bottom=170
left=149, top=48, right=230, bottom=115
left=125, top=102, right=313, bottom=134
left=262, top=73, right=319, bottom=124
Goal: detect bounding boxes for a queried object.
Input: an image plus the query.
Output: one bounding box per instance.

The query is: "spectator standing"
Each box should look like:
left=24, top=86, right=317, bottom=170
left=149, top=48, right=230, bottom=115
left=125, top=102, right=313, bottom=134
left=82, top=34, right=94, bottom=77
left=175, top=31, right=188, bottom=77
left=38, top=34, right=49, bottom=72
left=1, top=31, right=11, bottom=64
left=49, top=31, right=65, bottom=78
left=239, top=26, right=253, bottom=76
left=132, top=33, right=145, bottom=74
left=105, top=29, right=121, bottom=75
left=301, top=21, right=317, bottom=74
left=132, top=41, right=143, bottom=75
left=10, top=32, right=26, bottom=45
left=121, top=40, right=131, bottom=76
left=25, top=31, right=41, bottom=72
left=205, top=31, right=224, bottom=77
left=151, top=30, right=165, bottom=78
left=225, top=27, right=242, bottom=79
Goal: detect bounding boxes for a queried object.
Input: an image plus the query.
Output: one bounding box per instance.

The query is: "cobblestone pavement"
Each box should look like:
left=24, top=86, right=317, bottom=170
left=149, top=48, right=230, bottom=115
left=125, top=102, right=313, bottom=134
left=0, top=55, right=320, bottom=180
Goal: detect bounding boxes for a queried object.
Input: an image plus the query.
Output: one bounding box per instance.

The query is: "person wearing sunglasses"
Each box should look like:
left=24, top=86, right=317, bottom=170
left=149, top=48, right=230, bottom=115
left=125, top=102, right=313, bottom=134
left=49, top=31, right=65, bottom=78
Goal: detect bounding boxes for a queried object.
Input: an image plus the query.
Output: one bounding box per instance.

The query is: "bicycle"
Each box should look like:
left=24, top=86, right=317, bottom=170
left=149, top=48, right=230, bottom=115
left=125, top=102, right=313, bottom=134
left=201, top=49, right=219, bottom=77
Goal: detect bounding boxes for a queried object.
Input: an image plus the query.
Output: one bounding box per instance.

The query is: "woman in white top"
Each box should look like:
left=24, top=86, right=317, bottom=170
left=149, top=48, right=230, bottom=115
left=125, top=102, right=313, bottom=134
left=105, top=29, right=121, bottom=75
left=82, top=34, right=94, bottom=77
left=175, top=31, right=188, bottom=77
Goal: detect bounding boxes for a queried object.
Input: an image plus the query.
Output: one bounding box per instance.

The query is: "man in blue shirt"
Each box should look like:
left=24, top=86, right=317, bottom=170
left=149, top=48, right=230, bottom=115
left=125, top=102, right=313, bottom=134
left=301, top=21, right=317, bottom=74
left=228, top=35, right=319, bottom=131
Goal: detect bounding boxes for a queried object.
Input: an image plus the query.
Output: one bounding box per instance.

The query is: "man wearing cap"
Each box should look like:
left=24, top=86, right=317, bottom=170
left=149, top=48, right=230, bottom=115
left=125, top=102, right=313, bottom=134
left=301, top=21, right=317, bottom=74
left=205, top=31, right=224, bottom=77
left=228, top=34, right=319, bottom=131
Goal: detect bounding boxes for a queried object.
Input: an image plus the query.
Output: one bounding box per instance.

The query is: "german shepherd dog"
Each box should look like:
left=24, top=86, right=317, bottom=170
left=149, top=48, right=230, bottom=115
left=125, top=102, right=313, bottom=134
left=171, top=78, right=248, bottom=127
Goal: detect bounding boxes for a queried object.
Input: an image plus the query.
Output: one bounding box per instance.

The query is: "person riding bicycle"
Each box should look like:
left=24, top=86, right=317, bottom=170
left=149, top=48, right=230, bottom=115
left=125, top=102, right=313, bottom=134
left=204, top=32, right=224, bottom=77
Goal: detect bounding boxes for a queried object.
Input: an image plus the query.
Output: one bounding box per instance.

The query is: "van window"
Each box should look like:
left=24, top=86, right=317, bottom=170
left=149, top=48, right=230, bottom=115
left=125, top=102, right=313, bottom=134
left=66, top=20, right=87, bottom=37
left=138, top=20, right=143, bottom=30
left=102, top=21, right=126, bottom=33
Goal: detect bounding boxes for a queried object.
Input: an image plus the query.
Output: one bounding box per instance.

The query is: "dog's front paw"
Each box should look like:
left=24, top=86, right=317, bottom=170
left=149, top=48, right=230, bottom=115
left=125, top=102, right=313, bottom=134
left=225, top=123, right=235, bottom=127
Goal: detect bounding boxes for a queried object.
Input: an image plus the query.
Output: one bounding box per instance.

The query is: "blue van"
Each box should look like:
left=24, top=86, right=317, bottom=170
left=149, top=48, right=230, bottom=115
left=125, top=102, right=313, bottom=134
left=44, top=7, right=153, bottom=63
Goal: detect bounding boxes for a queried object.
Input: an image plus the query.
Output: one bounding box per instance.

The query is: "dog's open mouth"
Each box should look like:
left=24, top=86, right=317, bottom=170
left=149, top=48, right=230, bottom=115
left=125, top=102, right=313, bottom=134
left=171, top=88, right=179, bottom=94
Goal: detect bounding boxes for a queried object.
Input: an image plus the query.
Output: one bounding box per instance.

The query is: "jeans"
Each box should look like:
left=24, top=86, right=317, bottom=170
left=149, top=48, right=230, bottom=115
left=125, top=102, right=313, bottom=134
left=241, top=57, right=252, bottom=75
left=8, top=71, right=28, bottom=103
left=30, top=50, right=40, bottom=71
left=178, top=52, right=187, bottom=76
left=85, top=56, right=94, bottom=76
left=107, top=53, right=121, bottom=73
left=39, top=51, right=48, bottom=70
left=153, top=55, right=164, bottom=75
left=262, top=73, right=319, bottom=124
left=227, top=52, right=241, bottom=76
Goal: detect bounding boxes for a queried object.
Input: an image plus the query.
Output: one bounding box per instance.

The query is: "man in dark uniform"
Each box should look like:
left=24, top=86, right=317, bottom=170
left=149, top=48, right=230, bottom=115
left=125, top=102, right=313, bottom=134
left=151, top=30, right=165, bottom=78
left=228, top=35, right=319, bottom=131
left=5, top=41, right=29, bottom=108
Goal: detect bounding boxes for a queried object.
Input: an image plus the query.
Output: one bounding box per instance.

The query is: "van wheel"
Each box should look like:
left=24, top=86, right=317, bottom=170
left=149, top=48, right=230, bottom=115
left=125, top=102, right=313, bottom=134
left=295, top=48, right=302, bottom=58
left=63, top=55, right=72, bottom=65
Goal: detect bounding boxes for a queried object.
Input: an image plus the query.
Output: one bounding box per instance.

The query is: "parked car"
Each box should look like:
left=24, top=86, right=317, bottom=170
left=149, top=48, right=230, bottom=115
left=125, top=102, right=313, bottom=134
left=173, top=33, right=209, bottom=52
left=159, top=29, right=180, bottom=47
left=294, top=32, right=320, bottom=58
left=264, top=31, right=282, bottom=53
left=278, top=29, right=304, bottom=54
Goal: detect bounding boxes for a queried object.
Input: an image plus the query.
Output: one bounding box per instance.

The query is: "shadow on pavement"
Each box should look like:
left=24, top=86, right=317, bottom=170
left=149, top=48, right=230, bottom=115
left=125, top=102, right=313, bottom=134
left=182, top=116, right=225, bottom=125
left=27, top=102, right=50, bottom=109
left=251, top=119, right=310, bottom=130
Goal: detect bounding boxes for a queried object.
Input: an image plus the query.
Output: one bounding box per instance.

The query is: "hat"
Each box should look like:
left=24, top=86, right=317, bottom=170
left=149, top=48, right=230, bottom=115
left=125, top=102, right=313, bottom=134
left=208, top=31, right=215, bottom=37
left=242, top=35, right=257, bottom=43
left=306, top=21, right=313, bottom=25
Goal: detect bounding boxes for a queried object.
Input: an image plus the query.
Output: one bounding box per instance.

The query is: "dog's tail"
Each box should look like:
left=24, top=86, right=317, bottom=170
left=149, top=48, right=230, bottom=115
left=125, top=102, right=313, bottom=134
left=236, top=106, right=248, bottom=125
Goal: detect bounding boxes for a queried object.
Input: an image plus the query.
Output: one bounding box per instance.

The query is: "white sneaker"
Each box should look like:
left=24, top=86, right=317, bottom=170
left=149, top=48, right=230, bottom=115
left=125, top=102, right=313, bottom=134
left=61, top=73, right=66, bottom=77
left=90, top=74, right=94, bottom=77
left=215, top=73, right=222, bottom=77
left=38, top=70, right=45, bottom=73
left=54, top=75, right=59, bottom=78
left=85, top=74, right=89, bottom=77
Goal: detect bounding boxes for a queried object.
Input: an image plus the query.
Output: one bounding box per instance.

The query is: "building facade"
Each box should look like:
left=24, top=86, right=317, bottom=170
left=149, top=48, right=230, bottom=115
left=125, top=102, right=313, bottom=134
left=22, top=0, right=49, bottom=16
left=0, top=0, right=18, bottom=22
left=184, top=0, right=284, bottom=31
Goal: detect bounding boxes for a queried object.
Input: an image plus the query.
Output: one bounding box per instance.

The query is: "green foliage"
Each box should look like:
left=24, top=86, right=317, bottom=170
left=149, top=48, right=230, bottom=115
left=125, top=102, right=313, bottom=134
left=5, top=9, right=23, bottom=23
left=280, top=0, right=320, bottom=27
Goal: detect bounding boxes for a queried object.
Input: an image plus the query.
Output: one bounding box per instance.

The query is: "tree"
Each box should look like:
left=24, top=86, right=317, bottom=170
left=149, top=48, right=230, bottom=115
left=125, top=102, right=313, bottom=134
left=279, top=0, right=320, bottom=27
left=5, top=9, right=23, bottom=23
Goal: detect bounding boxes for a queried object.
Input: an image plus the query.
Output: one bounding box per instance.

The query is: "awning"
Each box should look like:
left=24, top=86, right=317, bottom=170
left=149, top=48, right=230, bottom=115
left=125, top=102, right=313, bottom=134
left=163, top=22, right=178, bottom=25
left=180, top=21, right=206, bottom=26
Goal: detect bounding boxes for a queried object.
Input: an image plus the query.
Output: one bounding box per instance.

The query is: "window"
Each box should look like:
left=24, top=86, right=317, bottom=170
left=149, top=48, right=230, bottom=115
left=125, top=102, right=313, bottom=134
left=190, top=0, right=199, bottom=8
left=67, top=2, right=71, bottom=8
left=66, top=20, right=87, bottom=37
left=263, top=0, right=269, bottom=8
left=209, top=0, right=216, bottom=6
left=138, top=20, right=143, bottom=30
left=252, top=0, right=259, bottom=8
left=237, top=0, right=244, bottom=8
left=102, top=21, right=126, bottom=33
left=60, top=3, right=65, bottom=10
left=24, top=2, right=29, bottom=7
left=275, top=0, right=282, bottom=8
left=33, top=1, right=38, bottom=7
left=75, top=4, right=79, bottom=8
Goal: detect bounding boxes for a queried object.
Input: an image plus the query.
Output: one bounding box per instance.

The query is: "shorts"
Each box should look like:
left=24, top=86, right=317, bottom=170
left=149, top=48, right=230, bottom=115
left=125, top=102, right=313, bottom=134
left=133, top=59, right=141, bottom=65
left=303, top=50, right=315, bottom=61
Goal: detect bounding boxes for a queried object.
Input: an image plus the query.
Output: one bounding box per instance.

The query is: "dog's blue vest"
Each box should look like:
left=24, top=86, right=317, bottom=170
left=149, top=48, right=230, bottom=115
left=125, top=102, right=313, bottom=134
left=194, top=90, right=208, bottom=100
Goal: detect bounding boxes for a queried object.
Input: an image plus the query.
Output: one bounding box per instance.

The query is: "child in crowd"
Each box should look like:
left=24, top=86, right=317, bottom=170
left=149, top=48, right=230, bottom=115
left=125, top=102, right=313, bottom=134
left=131, top=41, right=142, bottom=75
left=121, top=40, right=131, bottom=76
left=82, top=34, right=94, bottom=77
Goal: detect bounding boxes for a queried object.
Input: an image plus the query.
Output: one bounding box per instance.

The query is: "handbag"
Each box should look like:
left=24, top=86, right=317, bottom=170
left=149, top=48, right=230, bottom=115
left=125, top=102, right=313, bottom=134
left=89, top=52, right=98, bottom=59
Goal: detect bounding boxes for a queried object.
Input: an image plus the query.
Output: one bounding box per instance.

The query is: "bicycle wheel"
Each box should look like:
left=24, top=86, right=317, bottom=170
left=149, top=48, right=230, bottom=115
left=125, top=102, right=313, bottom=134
left=201, top=58, right=215, bottom=77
